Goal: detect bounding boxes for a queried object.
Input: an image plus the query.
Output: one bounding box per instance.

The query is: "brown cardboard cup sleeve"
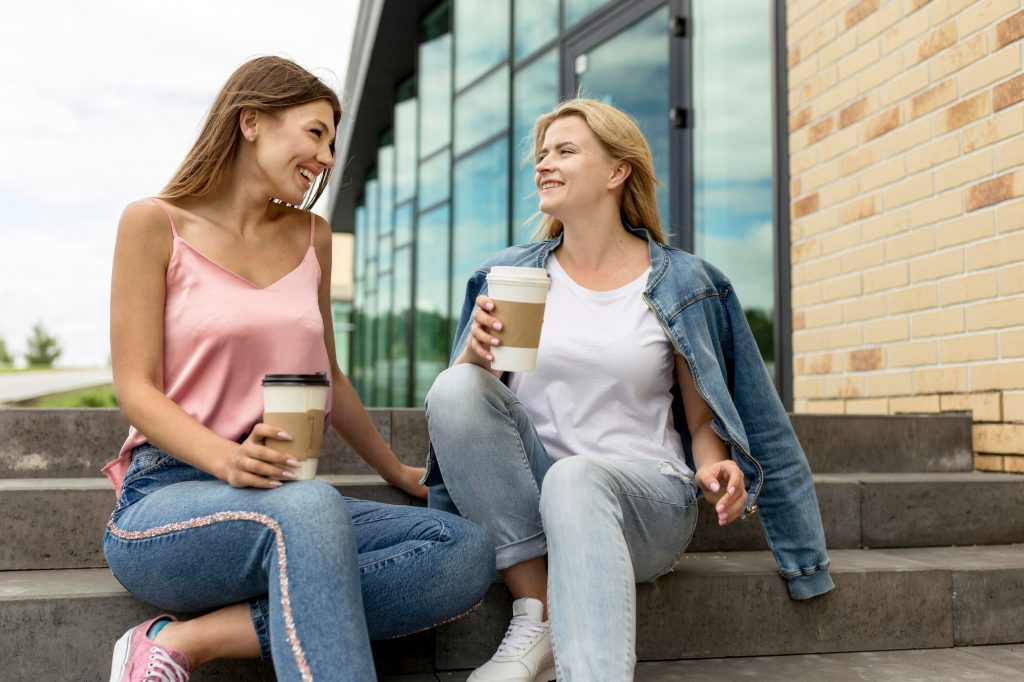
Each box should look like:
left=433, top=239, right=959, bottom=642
left=263, top=410, right=326, bottom=459
left=492, top=300, right=546, bottom=347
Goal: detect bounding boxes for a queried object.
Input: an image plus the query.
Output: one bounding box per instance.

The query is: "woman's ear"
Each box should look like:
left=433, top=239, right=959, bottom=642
left=239, top=108, right=259, bottom=142
left=608, top=160, right=633, bottom=190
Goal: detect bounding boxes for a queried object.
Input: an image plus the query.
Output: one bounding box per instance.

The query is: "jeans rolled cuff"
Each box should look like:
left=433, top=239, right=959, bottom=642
left=248, top=597, right=273, bottom=660
left=495, top=531, right=547, bottom=571
left=785, top=566, right=835, bottom=600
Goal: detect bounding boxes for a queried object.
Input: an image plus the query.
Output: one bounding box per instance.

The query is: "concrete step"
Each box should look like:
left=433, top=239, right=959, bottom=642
left=3, top=545, right=1023, bottom=679
left=4, top=472, right=1024, bottom=571
left=416, top=644, right=1024, bottom=681
left=0, top=409, right=974, bottom=478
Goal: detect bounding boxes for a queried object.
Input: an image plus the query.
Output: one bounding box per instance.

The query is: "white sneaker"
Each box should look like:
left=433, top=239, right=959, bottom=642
left=468, top=597, right=556, bottom=682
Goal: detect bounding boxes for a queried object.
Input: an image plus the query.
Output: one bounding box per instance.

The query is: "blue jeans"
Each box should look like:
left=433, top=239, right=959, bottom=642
left=425, top=364, right=699, bottom=681
left=103, top=445, right=495, bottom=682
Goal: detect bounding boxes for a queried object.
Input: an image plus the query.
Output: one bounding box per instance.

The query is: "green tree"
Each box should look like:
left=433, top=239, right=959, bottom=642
left=24, top=323, right=62, bottom=367
left=0, top=337, right=12, bottom=366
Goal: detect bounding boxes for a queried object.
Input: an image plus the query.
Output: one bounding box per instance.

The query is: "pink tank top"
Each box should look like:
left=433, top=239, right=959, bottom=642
left=102, top=199, right=333, bottom=497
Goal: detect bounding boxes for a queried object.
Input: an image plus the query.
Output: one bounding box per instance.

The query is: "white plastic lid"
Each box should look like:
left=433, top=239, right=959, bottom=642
left=487, top=266, right=549, bottom=280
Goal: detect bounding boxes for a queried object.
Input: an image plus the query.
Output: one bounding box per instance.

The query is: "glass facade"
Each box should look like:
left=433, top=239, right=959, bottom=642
left=350, top=0, right=781, bottom=406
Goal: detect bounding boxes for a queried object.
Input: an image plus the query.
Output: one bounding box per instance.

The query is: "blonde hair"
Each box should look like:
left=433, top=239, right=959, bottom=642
left=160, top=56, right=341, bottom=211
left=531, top=99, right=664, bottom=244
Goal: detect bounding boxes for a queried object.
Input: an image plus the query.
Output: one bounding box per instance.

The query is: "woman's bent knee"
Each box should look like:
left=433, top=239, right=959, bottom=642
left=425, top=364, right=499, bottom=416
left=540, top=457, right=613, bottom=520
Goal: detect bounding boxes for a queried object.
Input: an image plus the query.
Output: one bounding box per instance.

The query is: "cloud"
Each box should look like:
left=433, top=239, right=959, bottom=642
left=0, top=0, right=356, bottom=367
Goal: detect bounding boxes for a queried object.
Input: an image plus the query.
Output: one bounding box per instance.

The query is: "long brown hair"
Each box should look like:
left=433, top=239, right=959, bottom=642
left=532, top=99, right=664, bottom=244
left=160, top=56, right=341, bottom=210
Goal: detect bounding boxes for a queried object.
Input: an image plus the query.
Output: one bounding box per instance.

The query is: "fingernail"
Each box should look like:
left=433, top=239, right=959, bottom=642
left=490, top=338, right=499, bottom=346
left=485, top=302, right=493, bottom=310
left=493, top=322, right=502, bottom=331
left=710, top=482, right=720, bottom=492
left=281, top=470, right=297, bottom=479
left=486, top=354, right=493, bottom=361
left=278, top=431, right=293, bottom=441
left=269, top=481, right=283, bottom=487
left=728, top=486, right=736, bottom=495
left=286, top=458, right=301, bottom=467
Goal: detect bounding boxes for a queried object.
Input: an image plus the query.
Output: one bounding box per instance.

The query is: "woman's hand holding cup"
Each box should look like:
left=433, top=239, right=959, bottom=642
left=467, top=294, right=503, bottom=366
left=223, top=423, right=302, bottom=489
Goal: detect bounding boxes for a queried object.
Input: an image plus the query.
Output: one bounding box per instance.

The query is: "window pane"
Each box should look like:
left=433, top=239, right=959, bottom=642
left=377, top=144, right=395, bottom=238
left=514, top=0, right=558, bottom=62
left=394, top=201, right=414, bottom=249
left=452, top=137, right=509, bottom=320
left=414, top=204, right=451, bottom=406
left=419, top=32, right=452, bottom=158
left=375, top=270, right=393, bottom=406
left=693, top=0, right=775, bottom=369
left=577, top=7, right=670, bottom=230
left=564, top=0, right=611, bottom=29
left=395, top=98, right=418, bottom=204
left=512, top=48, right=559, bottom=243
left=454, top=0, right=510, bottom=91
left=363, top=289, right=377, bottom=405
left=352, top=204, right=367, bottom=396
left=391, top=245, right=413, bottom=406
left=454, top=66, right=510, bottom=156
left=418, top=149, right=451, bottom=209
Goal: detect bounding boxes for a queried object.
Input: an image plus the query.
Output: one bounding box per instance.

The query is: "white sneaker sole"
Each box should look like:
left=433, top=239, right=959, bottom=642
left=108, top=628, right=134, bottom=682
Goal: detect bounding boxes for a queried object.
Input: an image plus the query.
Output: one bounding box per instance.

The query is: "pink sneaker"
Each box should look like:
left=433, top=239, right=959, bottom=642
left=109, top=615, right=191, bottom=682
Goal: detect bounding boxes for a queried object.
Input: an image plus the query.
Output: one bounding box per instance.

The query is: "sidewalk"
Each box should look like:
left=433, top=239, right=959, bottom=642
left=0, top=369, right=113, bottom=404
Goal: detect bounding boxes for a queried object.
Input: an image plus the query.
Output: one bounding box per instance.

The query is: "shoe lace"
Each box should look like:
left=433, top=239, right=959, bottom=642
left=494, top=616, right=547, bottom=659
left=144, top=646, right=189, bottom=682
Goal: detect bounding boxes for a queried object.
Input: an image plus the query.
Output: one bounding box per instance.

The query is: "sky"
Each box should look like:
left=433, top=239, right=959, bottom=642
left=0, top=1, right=358, bottom=367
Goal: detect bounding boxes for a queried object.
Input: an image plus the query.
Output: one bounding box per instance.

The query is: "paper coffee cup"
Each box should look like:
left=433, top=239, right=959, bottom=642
left=262, top=372, right=330, bottom=480
left=486, top=266, right=550, bottom=372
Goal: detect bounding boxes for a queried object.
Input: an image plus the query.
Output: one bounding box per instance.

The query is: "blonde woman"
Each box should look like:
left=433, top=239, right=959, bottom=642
left=103, top=56, right=493, bottom=682
left=425, top=99, right=832, bottom=681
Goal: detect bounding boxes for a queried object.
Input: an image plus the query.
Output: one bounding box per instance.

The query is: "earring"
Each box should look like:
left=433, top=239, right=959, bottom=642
left=248, top=135, right=255, bottom=142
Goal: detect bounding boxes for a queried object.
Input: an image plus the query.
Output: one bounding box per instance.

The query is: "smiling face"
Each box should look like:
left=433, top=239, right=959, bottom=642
left=251, top=99, right=336, bottom=204
left=534, top=115, right=626, bottom=223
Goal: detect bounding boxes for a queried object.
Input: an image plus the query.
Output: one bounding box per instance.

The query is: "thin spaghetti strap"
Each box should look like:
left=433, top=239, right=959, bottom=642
left=308, top=211, right=316, bottom=247
left=148, top=198, right=180, bottom=238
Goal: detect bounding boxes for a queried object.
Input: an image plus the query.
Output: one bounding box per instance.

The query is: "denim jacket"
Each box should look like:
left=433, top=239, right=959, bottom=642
left=439, top=225, right=833, bottom=600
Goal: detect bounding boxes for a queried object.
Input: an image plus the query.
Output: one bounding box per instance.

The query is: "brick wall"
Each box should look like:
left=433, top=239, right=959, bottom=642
left=786, top=0, right=1024, bottom=472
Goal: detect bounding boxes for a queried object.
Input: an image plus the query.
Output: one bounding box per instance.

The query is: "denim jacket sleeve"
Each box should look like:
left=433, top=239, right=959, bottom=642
left=721, top=286, right=834, bottom=600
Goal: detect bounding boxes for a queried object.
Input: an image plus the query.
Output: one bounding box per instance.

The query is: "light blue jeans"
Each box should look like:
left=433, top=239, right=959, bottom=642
left=103, top=444, right=495, bottom=682
left=425, top=364, right=699, bottom=681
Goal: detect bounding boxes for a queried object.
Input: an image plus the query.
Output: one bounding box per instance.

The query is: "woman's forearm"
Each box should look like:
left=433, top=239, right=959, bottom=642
left=116, top=381, right=236, bottom=479
left=690, top=418, right=731, bottom=472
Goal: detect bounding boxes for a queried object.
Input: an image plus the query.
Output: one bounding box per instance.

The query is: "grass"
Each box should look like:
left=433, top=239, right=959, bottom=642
left=15, top=384, right=119, bottom=408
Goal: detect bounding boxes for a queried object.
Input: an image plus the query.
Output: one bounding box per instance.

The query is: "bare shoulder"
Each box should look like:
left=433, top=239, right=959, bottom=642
left=312, top=212, right=333, bottom=253
left=115, top=199, right=174, bottom=263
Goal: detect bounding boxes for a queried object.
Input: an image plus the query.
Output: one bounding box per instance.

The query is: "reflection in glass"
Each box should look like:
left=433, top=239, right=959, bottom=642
left=564, top=0, right=610, bottom=29
left=394, top=98, right=418, bottom=205
left=352, top=203, right=367, bottom=396
left=391, top=245, right=412, bottom=406
left=419, top=32, right=452, bottom=158
left=514, top=0, right=558, bottom=62
left=452, top=138, right=509, bottom=323
left=418, top=149, right=451, bottom=209
left=414, top=204, right=451, bottom=405
left=576, top=7, right=670, bottom=231
left=693, top=0, right=775, bottom=369
left=363, top=289, right=377, bottom=406
left=454, top=0, right=510, bottom=91
left=454, top=66, right=510, bottom=156
left=362, top=178, right=379, bottom=404
left=394, top=202, right=413, bottom=251
left=331, top=301, right=352, bottom=375
left=377, top=143, right=395, bottom=240
left=512, top=49, right=558, bottom=243
left=374, top=269, right=392, bottom=406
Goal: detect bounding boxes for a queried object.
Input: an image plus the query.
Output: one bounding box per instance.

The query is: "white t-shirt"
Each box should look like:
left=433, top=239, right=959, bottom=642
left=508, top=254, right=692, bottom=476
